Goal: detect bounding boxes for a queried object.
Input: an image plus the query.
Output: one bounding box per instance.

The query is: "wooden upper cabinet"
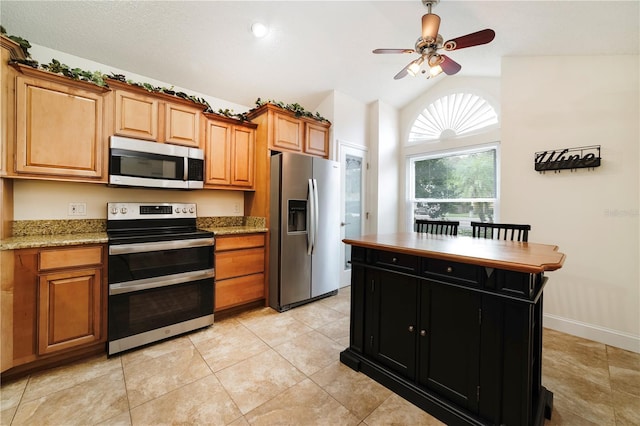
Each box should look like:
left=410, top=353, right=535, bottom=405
left=204, top=115, right=256, bottom=189
left=13, top=66, right=109, bottom=181
left=110, top=80, right=204, bottom=148
left=113, top=89, right=159, bottom=141
left=165, top=103, right=203, bottom=147
left=304, top=121, right=330, bottom=157
left=273, top=112, right=303, bottom=152
left=246, top=103, right=331, bottom=158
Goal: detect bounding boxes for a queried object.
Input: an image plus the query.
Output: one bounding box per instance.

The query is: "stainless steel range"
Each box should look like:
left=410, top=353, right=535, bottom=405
left=106, top=202, right=215, bottom=355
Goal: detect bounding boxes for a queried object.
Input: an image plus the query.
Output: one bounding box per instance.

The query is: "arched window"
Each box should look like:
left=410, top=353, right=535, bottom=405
left=406, top=92, right=499, bottom=234
left=408, top=92, right=498, bottom=143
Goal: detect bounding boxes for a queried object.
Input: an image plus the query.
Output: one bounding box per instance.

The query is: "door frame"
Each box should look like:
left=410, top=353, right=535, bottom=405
left=338, top=140, right=368, bottom=287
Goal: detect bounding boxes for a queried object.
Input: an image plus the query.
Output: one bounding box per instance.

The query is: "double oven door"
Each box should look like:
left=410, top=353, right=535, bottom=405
left=108, top=236, right=215, bottom=355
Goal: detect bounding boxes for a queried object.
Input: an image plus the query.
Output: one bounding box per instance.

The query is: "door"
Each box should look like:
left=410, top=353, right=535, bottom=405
left=366, top=269, right=418, bottom=379
left=339, top=142, right=367, bottom=287
left=311, top=157, right=340, bottom=298
left=418, top=281, right=481, bottom=413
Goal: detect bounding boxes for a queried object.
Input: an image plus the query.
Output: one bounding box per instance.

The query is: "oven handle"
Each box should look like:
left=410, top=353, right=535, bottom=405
left=109, top=269, right=215, bottom=295
left=109, top=237, right=215, bottom=255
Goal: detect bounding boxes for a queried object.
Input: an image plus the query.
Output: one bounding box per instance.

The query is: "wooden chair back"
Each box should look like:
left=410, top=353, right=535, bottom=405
left=470, top=222, right=531, bottom=242
left=415, top=219, right=460, bottom=236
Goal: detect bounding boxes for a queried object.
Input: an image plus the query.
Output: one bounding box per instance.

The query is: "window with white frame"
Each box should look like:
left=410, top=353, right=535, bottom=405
left=408, top=145, right=498, bottom=236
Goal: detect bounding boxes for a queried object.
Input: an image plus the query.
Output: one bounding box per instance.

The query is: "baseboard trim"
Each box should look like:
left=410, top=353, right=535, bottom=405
left=544, top=313, right=640, bottom=354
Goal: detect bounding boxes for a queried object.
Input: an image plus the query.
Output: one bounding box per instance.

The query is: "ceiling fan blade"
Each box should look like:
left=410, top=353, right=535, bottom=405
left=394, top=61, right=415, bottom=80
left=373, top=48, right=415, bottom=54
left=443, top=29, right=496, bottom=51
left=440, top=55, right=462, bottom=75
left=421, top=13, right=441, bottom=43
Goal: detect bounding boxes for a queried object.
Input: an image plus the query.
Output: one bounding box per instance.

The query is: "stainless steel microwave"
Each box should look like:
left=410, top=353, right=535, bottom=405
left=109, top=136, right=204, bottom=189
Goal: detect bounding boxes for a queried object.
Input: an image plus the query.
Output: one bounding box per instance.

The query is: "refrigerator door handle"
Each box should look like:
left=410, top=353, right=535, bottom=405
left=307, top=178, right=315, bottom=255
left=312, top=178, right=319, bottom=255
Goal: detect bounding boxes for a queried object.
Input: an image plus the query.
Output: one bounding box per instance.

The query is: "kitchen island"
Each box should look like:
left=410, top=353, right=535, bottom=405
left=341, top=233, right=565, bottom=426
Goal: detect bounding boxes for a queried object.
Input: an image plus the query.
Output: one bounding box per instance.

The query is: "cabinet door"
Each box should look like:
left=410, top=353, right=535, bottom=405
left=304, top=122, right=329, bottom=157
left=165, top=102, right=202, bottom=147
left=272, top=112, right=303, bottom=152
left=215, top=273, right=265, bottom=311
left=418, top=281, right=481, bottom=413
left=205, top=120, right=232, bottom=185
left=15, top=76, right=105, bottom=179
left=366, top=269, right=418, bottom=379
left=38, top=268, right=103, bottom=355
left=114, top=89, right=159, bottom=140
left=231, top=125, right=255, bottom=187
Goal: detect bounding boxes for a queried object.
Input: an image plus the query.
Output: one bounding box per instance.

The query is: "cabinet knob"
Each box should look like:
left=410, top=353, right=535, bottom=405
left=446, top=266, right=453, bottom=273
left=392, top=257, right=398, bottom=263
left=408, top=325, right=415, bottom=332
left=420, top=330, right=427, bottom=337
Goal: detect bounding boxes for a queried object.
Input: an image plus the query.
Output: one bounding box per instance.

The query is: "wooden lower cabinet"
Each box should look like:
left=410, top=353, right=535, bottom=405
left=5, top=245, right=107, bottom=374
left=38, top=267, right=103, bottom=355
left=214, top=234, right=265, bottom=312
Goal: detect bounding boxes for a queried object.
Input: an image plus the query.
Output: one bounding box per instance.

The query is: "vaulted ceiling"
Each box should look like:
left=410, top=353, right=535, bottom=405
left=1, top=1, right=638, bottom=111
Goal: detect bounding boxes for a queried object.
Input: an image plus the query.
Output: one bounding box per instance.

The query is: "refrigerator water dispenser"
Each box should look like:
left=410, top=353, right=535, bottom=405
left=287, top=200, right=307, bottom=233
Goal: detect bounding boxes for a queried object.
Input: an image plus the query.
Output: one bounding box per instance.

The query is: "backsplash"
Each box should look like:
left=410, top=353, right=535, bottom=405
left=12, top=219, right=107, bottom=236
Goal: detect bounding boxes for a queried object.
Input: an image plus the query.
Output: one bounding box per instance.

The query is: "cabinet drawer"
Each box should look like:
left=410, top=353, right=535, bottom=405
left=215, top=234, right=265, bottom=251
left=423, top=258, right=481, bottom=286
left=39, top=246, right=103, bottom=271
left=369, top=250, right=418, bottom=274
left=215, top=273, right=264, bottom=310
left=216, top=247, right=264, bottom=280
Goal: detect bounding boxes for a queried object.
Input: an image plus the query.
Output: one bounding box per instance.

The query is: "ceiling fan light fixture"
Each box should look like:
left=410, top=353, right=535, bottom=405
left=251, top=22, right=269, bottom=38
left=407, top=57, right=424, bottom=77
left=421, top=13, right=441, bottom=43
left=427, top=64, right=443, bottom=79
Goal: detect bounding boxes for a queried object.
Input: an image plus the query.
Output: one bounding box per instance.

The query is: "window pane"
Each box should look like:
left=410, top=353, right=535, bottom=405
left=413, top=201, right=495, bottom=236
left=414, top=150, right=496, bottom=200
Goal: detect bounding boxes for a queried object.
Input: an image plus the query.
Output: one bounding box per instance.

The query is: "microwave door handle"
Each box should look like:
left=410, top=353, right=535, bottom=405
left=184, top=157, right=188, bottom=181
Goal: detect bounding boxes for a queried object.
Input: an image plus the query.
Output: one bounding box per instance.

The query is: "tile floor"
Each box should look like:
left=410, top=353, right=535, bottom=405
left=1, top=287, right=639, bottom=425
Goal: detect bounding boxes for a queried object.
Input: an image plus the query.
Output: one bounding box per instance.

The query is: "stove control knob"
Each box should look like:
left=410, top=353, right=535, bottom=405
left=175, top=207, right=180, bottom=214
left=110, top=207, right=118, bottom=215
left=120, top=207, right=128, bottom=214
left=189, top=207, right=195, bottom=213
left=182, top=207, right=188, bottom=213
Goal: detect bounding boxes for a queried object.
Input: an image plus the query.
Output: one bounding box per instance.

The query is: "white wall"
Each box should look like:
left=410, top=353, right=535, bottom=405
left=12, top=180, right=243, bottom=219
left=368, top=100, right=399, bottom=234
left=501, top=55, right=639, bottom=352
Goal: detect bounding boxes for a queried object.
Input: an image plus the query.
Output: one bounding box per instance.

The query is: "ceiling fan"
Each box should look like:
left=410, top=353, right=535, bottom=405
left=373, top=0, right=495, bottom=80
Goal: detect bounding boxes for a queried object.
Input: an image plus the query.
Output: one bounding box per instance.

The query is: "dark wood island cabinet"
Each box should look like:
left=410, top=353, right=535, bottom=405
left=341, top=233, right=565, bottom=426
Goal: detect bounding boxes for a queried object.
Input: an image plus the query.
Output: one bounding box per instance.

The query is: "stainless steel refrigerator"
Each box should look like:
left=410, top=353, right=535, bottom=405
left=269, top=152, right=340, bottom=312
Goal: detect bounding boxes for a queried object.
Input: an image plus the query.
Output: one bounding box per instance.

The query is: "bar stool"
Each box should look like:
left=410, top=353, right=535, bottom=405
left=415, top=219, right=460, bottom=236
left=470, top=222, right=531, bottom=242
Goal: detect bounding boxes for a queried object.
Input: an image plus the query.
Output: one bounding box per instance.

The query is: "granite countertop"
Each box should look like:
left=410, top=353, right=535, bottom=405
left=1, top=217, right=267, bottom=250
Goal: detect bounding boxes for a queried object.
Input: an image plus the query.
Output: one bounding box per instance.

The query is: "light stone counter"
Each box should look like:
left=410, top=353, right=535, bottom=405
left=1, top=217, right=267, bottom=250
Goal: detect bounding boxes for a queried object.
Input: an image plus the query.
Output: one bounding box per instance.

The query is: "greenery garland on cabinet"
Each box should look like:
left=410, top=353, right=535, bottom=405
left=1, top=27, right=329, bottom=124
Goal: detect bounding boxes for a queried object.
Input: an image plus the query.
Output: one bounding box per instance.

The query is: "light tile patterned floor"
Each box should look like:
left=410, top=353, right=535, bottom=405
left=1, top=287, right=639, bottom=425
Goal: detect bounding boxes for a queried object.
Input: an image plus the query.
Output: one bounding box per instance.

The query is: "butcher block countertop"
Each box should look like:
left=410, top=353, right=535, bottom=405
left=344, top=232, right=565, bottom=274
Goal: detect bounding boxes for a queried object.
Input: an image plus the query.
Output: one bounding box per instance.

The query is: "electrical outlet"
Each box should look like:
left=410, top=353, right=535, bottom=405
left=68, top=202, right=87, bottom=216
left=233, top=203, right=240, bottom=214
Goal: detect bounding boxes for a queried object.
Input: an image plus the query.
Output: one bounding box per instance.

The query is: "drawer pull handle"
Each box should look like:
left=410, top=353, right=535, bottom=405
left=420, top=330, right=427, bottom=337
left=408, top=325, right=415, bottom=332
left=446, top=266, right=453, bottom=273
